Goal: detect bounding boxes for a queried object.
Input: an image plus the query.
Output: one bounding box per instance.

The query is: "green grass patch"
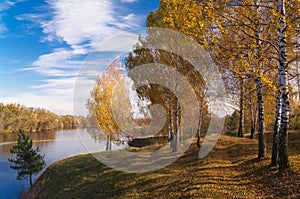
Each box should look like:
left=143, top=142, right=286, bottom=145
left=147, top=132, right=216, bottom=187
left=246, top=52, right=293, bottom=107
left=23, top=131, right=300, bottom=199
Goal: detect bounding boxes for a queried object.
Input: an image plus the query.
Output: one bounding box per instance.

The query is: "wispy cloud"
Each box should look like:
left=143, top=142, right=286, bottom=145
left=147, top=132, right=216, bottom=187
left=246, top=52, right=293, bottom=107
left=27, top=47, right=86, bottom=76
left=40, top=0, right=141, bottom=45
left=0, top=22, right=8, bottom=34
left=0, top=0, right=19, bottom=11
left=0, top=92, right=74, bottom=115
left=121, top=0, right=139, bottom=3
left=0, top=0, right=27, bottom=37
left=26, top=0, right=143, bottom=76
left=32, top=77, right=76, bottom=90
left=0, top=14, right=8, bottom=37
left=13, top=0, right=147, bottom=114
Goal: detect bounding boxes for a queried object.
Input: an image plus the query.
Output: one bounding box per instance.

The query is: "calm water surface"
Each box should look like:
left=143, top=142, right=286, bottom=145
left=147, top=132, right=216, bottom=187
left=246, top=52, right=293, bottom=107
left=0, top=129, right=126, bottom=199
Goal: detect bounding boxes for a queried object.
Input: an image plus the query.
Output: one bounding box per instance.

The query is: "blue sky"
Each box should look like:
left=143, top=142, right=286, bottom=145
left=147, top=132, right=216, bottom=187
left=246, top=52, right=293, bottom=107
left=0, top=0, right=160, bottom=114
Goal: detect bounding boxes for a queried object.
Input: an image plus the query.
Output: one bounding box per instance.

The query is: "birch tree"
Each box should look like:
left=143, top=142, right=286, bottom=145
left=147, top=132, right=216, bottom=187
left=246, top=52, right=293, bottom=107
left=271, top=0, right=300, bottom=170
left=277, top=0, right=290, bottom=171
left=87, top=60, right=129, bottom=150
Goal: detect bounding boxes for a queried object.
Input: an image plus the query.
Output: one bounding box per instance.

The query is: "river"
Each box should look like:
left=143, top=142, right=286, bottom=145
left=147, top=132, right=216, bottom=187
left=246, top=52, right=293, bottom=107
left=0, top=129, right=127, bottom=199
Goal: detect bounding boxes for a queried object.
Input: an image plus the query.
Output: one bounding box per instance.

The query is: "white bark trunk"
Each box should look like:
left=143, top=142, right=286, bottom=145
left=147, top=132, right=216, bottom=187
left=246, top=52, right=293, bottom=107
left=297, top=62, right=300, bottom=102
left=249, top=87, right=256, bottom=139
left=254, top=0, right=266, bottom=159
left=197, top=109, right=202, bottom=148
left=173, top=55, right=179, bottom=152
left=238, top=78, right=244, bottom=138
left=277, top=0, right=289, bottom=172
left=169, top=67, right=174, bottom=145
left=256, top=77, right=266, bottom=158
left=271, top=87, right=282, bottom=166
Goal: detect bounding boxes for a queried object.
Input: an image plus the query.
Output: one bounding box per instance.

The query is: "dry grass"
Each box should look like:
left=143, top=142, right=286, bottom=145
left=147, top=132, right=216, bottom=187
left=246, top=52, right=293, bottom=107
left=23, top=131, right=300, bottom=199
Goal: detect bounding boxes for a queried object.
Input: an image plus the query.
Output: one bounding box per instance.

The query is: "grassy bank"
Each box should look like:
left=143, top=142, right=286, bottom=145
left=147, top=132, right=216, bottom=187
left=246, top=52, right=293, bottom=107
left=23, top=131, right=300, bottom=199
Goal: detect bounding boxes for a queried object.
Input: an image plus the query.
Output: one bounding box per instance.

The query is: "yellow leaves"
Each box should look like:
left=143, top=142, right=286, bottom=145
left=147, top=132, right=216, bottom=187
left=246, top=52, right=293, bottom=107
left=88, top=59, right=126, bottom=139
left=198, top=20, right=205, bottom=29
left=261, top=74, right=276, bottom=91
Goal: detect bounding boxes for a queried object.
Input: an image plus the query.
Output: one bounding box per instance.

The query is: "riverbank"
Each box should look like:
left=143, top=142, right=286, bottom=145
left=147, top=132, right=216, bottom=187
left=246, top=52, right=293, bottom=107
left=23, top=131, right=300, bottom=199
left=1, top=129, right=128, bottom=199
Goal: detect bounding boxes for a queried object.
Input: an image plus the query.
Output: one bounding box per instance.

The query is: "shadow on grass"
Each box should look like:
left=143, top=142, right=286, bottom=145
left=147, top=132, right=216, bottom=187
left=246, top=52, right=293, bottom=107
left=23, top=132, right=300, bottom=199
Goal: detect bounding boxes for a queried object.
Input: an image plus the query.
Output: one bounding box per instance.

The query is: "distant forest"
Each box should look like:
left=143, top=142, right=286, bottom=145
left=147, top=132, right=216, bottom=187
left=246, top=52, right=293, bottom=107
left=0, top=103, right=87, bottom=133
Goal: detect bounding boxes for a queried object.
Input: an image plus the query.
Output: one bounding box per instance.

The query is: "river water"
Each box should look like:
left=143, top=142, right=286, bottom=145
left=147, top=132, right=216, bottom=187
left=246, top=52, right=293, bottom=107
left=0, top=129, right=126, bottom=199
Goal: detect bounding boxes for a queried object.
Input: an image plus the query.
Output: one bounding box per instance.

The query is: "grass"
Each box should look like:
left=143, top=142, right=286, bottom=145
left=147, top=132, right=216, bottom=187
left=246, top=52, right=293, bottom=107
left=23, top=131, right=300, bottom=199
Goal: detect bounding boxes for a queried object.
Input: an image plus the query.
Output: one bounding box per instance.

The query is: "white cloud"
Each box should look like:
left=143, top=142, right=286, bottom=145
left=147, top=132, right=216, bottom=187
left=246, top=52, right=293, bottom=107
left=14, top=0, right=147, bottom=114
left=33, top=48, right=80, bottom=68
left=121, top=0, right=138, bottom=3
left=0, top=0, right=17, bottom=11
left=15, top=13, right=45, bottom=21
left=0, top=77, right=78, bottom=115
left=0, top=22, right=8, bottom=34
left=0, top=15, right=8, bottom=37
left=41, top=0, right=141, bottom=45
left=27, top=0, right=143, bottom=77
left=22, top=47, right=88, bottom=76
left=0, top=92, right=74, bottom=115
left=32, top=77, right=76, bottom=90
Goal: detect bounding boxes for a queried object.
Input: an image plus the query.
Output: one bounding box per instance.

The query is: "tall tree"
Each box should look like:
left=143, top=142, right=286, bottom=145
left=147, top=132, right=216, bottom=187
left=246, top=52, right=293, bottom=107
left=271, top=78, right=282, bottom=166
left=271, top=0, right=300, bottom=170
left=277, top=0, right=290, bottom=172
left=87, top=60, right=130, bottom=150
left=8, top=130, right=45, bottom=188
left=238, top=77, right=245, bottom=138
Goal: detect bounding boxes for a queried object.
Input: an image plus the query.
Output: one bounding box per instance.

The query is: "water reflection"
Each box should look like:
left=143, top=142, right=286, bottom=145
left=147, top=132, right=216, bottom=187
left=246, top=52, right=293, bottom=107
left=0, top=131, right=56, bottom=156
left=0, top=129, right=127, bottom=199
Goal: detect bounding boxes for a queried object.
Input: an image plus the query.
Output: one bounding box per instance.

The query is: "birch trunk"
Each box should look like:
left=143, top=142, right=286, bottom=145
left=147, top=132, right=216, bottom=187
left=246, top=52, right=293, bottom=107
left=256, top=77, right=266, bottom=158
left=169, top=68, right=174, bottom=146
left=197, top=108, right=202, bottom=148
left=277, top=0, right=289, bottom=172
left=297, top=62, right=300, bottom=102
left=249, top=88, right=255, bottom=139
left=109, top=138, right=112, bottom=150
left=173, top=97, right=178, bottom=152
left=271, top=88, right=282, bottom=166
left=238, top=78, right=244, bottom=138
left=173, top=57, right=179, bottom=152
left=254, top=0, right=266, bottom=158
left=297, top=28, right=300, bottom=102
left=106, top=135, right=110, bottom=151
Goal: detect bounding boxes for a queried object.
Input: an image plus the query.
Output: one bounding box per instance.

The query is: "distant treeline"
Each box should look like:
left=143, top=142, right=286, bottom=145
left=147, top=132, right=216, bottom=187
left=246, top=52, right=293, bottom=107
left=0, top=103, right=87, bottom=133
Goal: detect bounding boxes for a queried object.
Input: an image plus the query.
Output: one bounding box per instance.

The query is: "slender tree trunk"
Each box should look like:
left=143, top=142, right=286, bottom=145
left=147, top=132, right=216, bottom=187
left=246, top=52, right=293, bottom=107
left=297, top=61, right=300, bottom=102
left=238, top=77, right=244, bottom=138
left=106, top=134, right=110, bottom=151
left=30, top=173, right=33, bottom=188
left=249, top=88, right=255, bottom=139
left=169, top=68, right=174, bottom=145
left=297, top=27, right=300, bottom=102
left=278, top=65, right=290, bottom=172
left=106, top=139, right=108, bottom=151
left=277, top=0, right=289, bottom=172
left=271, top=88, right=282, bottom=166
left=253, top=108, right=257, bottom=138
left=197, top=108, right=202, bottom=148
left=173, top=58, right=179, bottom=152
left=254, top=0, right=266, bottom=159
left=173, top=97, right=178, bottom=152
left=256, top=77, right=266, bottom=159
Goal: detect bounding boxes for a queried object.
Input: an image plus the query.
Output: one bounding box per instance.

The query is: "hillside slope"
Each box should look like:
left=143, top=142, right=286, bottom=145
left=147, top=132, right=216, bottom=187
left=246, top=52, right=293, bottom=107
left=23, top=132, right=300, bottom=199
